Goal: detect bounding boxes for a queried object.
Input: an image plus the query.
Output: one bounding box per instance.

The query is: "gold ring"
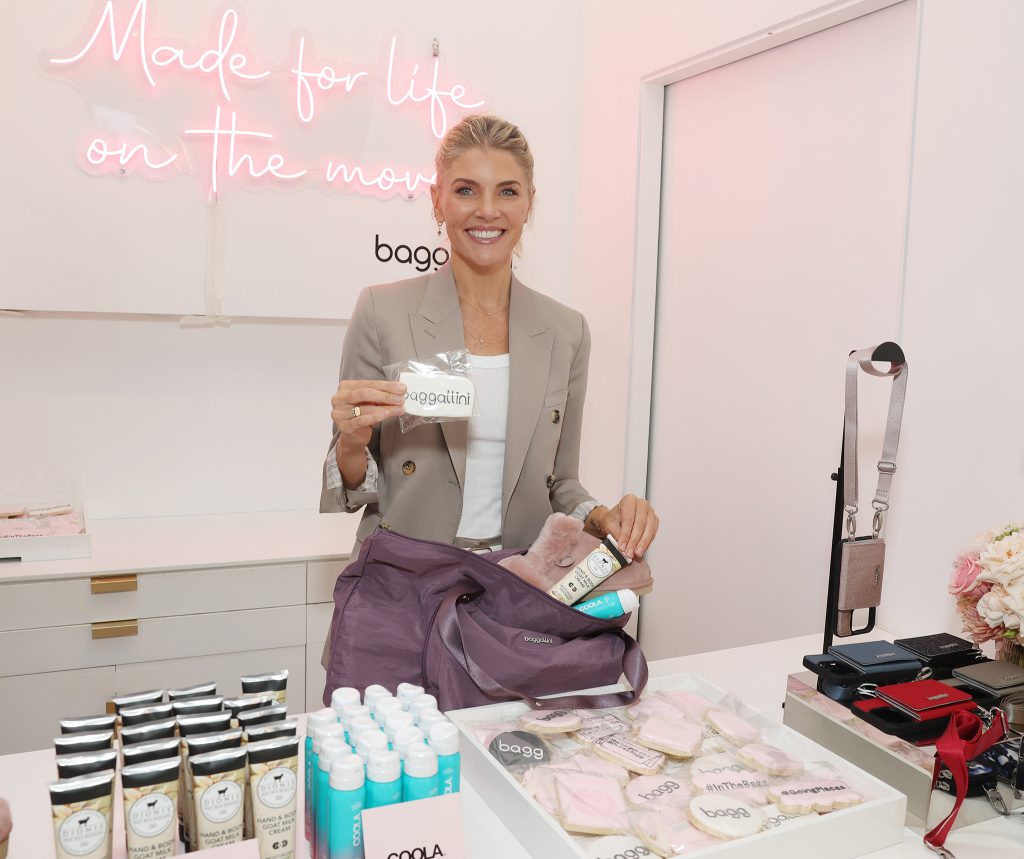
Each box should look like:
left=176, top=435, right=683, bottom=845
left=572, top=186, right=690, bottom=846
left=351, top=406, right=361, bottom=418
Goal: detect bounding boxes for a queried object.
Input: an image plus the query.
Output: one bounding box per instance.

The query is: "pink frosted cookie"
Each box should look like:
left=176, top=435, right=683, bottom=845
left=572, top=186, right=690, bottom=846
left=691, top=754, right=745, bottom=776
left=758, top=804, right=807, bottom=832
left=705, top=710, right=760, bottom=746
left=687, top=794, right=764, bottom=840
left=519, top=708, right=582, bottom=734
left=634, top=716, right=702, bottom=759
left=665, top=690, right=714, bottom=722
left=767, top=778, right=864, bottom=814
left=521, top=766, right=561, bottom=815
left=554, top=771, right=630, bottom=835
left=594, top=734, right=666, bottom=775
left=574, top=713, right=632, bottom=745
left=625, top=775, right=692, bottom=809
left=635, top=806, right=720, bottom=857
left=691, top=769, right=769, bottom=805
left=473, top=721, right=517, bottom=746
left=737, top=743, right=803, bottom=777
left=572, top=752, right=631, bottom=786
left=585, top=835, right=654, bottom=859
left=627, top=696, right=683, bottom=723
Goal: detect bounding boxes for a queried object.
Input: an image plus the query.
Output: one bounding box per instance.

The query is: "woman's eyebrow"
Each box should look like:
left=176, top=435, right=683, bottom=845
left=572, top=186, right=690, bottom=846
left=449, top=178, right=522, bottom=187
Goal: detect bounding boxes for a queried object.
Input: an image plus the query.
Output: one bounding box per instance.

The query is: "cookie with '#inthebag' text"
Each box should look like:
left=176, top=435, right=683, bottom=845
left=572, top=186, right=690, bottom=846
left=687, top=794, right=764, bottom=840
left=767, top=778, right=864, bottom=814
left=691, top=768, right=769, bottom=806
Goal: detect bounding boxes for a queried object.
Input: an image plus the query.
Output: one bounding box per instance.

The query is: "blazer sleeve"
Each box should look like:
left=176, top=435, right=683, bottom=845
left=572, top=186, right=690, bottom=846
left=319, top=287, right=385, bottom=514
left=549, top=313, right=597, bottom=515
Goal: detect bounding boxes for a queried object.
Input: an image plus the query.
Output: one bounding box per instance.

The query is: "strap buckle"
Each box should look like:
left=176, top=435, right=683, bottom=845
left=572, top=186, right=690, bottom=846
left=925, top=842, right=956, bottom=859
left=985, top=784, right=1009, bottom=816
left=877, top=460, right=897, bottom=475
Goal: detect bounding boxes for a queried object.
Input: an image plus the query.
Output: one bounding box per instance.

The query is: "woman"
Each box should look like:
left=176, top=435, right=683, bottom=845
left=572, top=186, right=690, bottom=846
left=320, top=114, right=658, bottom=561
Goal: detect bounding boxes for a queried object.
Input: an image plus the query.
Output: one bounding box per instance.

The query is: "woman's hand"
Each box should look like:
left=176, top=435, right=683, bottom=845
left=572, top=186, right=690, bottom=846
left=600, top=494, right=659, bottom=560
left=331, top=379, right=407, bottom=451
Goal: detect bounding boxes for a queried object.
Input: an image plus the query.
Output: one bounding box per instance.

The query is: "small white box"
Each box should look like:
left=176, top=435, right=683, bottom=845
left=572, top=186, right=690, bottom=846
left=447, top=672, right=907, bottom=859
left=0, top=509, right=90, bottom=562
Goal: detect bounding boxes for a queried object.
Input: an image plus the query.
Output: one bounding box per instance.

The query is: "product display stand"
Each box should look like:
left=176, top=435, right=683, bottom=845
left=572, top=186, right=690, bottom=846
left=821, top=341, right=906, bottom=657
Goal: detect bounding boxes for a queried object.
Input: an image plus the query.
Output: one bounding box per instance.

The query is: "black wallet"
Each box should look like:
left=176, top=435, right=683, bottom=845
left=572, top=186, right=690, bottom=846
left=802, top=641, right=923, bottom=705
left=893, top=633, right=985, bottom=679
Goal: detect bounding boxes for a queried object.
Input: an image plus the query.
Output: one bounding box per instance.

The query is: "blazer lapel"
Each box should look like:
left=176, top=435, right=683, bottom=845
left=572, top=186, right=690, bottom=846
left=410, top=266, right=468, bottom=487
left=502, top=272, right=554, bottom=525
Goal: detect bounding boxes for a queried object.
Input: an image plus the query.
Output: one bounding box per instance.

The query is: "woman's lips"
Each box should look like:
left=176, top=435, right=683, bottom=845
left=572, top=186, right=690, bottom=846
left=466, top=228, right=505, bottom=244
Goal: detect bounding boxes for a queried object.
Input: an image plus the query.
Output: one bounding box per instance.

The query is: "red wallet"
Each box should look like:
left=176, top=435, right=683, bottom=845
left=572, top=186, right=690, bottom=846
left=874, top=679, right=975, bottom=721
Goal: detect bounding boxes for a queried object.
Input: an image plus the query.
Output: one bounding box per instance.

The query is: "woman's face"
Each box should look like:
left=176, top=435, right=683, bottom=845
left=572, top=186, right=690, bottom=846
left=431, top=147, right=532, bottom=274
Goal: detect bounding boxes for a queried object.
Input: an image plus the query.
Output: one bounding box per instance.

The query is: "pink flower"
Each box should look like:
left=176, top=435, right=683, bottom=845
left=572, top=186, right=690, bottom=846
left=949, top=550, right=990, bottom=599
left=955, top=596, right=1002, bottom=644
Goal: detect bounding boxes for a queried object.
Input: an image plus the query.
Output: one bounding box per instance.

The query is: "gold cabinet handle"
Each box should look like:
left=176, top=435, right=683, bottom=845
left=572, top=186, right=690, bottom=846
left=91, top=574, right=138, bottom=595
left=91, top=619, right=139, bottom=639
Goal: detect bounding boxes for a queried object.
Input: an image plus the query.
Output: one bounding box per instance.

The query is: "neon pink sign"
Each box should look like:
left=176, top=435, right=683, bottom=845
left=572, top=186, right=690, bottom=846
left=46, top=0, right=486, bottom=200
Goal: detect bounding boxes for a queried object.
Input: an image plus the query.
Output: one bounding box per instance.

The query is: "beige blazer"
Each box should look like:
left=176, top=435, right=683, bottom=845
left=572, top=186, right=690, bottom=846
left=319, top=264, right=595, bottom=554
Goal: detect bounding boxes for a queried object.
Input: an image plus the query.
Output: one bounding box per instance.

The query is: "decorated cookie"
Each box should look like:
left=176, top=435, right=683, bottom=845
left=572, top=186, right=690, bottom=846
left=758, top=804, right=807, bottom=832
left=634, top=716, right=702, bottom=759
left=521, top=766, right=560, bottom=815
left=554, top=771, right=630, bottom=835
left=572, top=752, right=631, bottom=786
left=635, top=806, right=720, bottom=857
left=519, top=708, right=583, bottom=734
left=665, top=690, right=714, bottom=722
left=687, top=794, right=764, bottom=840
left=586, top=834, right=658, bottom=859
left=737, top=743, right=803, bottom=777
left=705, top=710, right=760, bottom=746
left=594, top=734, right=666, bottom=775
left=627, top=696, right=684, bottom=723
left=690, top=754, right=745, bottom=777
left=625, top=775, right=692, bottom=809
left=574, top=713, right=632, bottom=745
left=691, top=768, right=769, bottom=805
left=768, top=778, right=864, bottom=814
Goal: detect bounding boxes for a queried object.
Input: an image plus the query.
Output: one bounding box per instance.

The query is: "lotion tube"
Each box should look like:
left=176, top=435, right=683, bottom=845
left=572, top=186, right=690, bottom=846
left=547, top=536, right=630, bottom=605
left=49, top=771, right=115, bottom=859
left=122, top=757, right=181, bottom=859
left=328, top=756, right=365, bottom=859
left=189, top=747, right=247, bottom=851
left=316, top=741, right=351, bottom=859
left=574, top=588, right=640, bottom=619
left=401, top=744, right=439, bottom=802
left=365, top=750, right=402, bottom=809
left=428, top=723, right=461, bottom=795
left=247, top=736, right=300, bottom=859
left=306, top=709, right=338, bottom=844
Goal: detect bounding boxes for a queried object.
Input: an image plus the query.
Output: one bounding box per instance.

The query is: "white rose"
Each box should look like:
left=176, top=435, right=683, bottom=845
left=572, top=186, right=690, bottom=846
left=976, top=585, right=1024, bottom=630
left=976, top=532, right=1024, bottom=586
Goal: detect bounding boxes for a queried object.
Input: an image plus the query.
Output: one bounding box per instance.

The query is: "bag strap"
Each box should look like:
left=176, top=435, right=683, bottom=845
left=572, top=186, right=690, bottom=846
left=844, top=347, right=908, bottom=539
left=437, top=587, right=649, bottom=710
left=924, top=710, right=1006, bottom=851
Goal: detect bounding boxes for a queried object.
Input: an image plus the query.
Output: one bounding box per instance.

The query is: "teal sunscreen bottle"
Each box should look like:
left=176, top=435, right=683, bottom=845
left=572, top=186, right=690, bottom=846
left=402, top=743, right=440, bottom=801
left=362, top=685, right=390, bottom=713
left=331, top=687, right=361, bottom=720
left=428, top=722, right=461, bottom=795
left=348, top=715, right=377, bottom=749
left=373, top=697, right=402, bottom=725
left=397, top=683, right=425, bottom=710
left=392, top=726, right=425, bottom=775
left=312, top=724, right=346, bottom=850
left=384, top=711, right=415, bottom=747
left=356, top=730, right=388, bottom=763
left=328, top=755, right=365, bottom=859
left=339, top=704, right=370, bottom=745
left=574, top=588, right=640, bottom=619
left=306, top=709, right=339, bottom=844
left=416, top=709, right=447, bottom=735
left=366, top=749, right=402, bottom=808
left=316, top=740, right=351, bottom=859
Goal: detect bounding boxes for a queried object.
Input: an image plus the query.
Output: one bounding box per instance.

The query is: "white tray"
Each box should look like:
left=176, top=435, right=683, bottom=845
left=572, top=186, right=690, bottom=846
left=0, top=511, right=90, bottom=562
left=447, top=672, right=907, bottom=859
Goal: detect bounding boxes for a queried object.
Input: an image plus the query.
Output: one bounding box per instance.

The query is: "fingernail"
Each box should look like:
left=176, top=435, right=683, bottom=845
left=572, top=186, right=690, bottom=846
left=391, top=395, right=404, bottom=404
left=636, top=549, right=644, bottom=559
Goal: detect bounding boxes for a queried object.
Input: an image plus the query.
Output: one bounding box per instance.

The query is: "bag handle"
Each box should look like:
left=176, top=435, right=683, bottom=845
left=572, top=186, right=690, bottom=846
left=437, top=586, right=648, bottom=710
left=924, top=709, right=1005, bottom=852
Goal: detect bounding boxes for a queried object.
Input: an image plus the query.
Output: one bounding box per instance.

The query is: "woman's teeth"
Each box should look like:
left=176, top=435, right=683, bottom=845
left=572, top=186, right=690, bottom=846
left=468, top=229, right=503, bottom=240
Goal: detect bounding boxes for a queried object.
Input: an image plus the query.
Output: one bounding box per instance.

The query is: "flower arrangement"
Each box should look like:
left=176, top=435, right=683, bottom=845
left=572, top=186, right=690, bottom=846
left=949, top=523, right=1024, bottom=650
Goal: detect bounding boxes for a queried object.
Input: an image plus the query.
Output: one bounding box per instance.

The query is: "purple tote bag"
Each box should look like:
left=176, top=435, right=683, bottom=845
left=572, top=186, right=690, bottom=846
left=324, top=528, right=648, bottom=711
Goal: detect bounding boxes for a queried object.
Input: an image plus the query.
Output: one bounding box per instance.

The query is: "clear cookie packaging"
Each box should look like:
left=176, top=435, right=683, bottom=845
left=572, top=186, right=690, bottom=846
left=385, top=349, right=479, bottom=432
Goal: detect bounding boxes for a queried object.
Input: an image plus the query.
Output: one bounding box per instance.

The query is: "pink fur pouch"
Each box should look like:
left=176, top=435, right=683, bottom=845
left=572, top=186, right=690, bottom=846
left=499, top=513, right=653, bottom=597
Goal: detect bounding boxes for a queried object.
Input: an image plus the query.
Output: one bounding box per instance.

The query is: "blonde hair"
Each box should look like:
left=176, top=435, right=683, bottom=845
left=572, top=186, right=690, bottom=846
left=434, top=114, right=535, bottom=196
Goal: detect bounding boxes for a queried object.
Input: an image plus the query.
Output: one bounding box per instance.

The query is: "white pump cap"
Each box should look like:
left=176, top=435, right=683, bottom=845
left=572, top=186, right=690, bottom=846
left=331, top=687, right=361, bottom=714
left=356, top=730, right=388, bottom=761
left=374, top=697, right=402, bottom=723
left=410, top=694, right=439, bottom=722
left=319, top=739, right=351, bottom=771
left=415, top=710, right=447, bottom=734
left=330, top=754, right=365, bottom=791
left=397, top=684, right=425, bottom=709
left=366, top=749, right=401, bottom=784
left=427, top=722, right=460, bottom=756
left=363, top=685, right=391, bottom=711
left=348, top=715, right=377, bottom=744
left=404, top=743, right=438, bottom=779
left=384, top=710, right=415, bottom=741
left=313, top=723, right=345, bottom=752
left=392, top=726, right=426, bottom=760
left=307, top=708, right=337, bottom=738
left=615, top=589, right=641, bottom=614
left=339, top=703, right=370, bottom=730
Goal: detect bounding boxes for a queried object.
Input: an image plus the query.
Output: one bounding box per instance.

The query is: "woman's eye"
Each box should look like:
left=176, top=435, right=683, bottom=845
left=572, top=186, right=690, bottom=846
left=455, top=186, right=473, bottom=195
left=499, top=188, right=517, bottom=196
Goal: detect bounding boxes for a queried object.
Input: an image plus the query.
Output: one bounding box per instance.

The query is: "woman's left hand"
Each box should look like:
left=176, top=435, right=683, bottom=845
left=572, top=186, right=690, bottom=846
left=601, top=494, right=659, bottom=560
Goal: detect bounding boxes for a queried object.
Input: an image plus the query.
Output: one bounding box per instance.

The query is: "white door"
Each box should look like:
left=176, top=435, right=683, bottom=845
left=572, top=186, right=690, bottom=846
left=642, top=1, right=918, bottom=659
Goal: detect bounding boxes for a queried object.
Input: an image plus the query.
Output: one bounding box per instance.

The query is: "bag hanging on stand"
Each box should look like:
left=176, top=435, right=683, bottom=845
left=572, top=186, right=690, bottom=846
left=835, top=348, right=908, bottom=637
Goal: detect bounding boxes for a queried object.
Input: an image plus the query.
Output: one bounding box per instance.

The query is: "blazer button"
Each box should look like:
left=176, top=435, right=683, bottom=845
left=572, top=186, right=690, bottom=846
left=402, top=461, right=416, bottom=476
left=546, top=473, right=555, bottom=489
left=550, top=409, right=561, bottom=424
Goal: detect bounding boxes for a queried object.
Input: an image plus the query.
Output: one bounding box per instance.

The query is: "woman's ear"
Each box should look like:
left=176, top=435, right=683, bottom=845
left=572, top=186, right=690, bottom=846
left=429, top=183, right=441, bottom=222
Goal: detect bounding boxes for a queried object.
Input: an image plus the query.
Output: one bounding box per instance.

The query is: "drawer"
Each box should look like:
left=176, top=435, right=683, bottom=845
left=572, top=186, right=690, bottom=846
left=0, top=606, right=305, bottom=676
left=113, top=645, right=306, bottom=714
left=306, top=603, right=333, bottom=644
left=306, top=644, right=329, bottom=713
left=0, top=563, right=306, bottom=632
left=0, top=666, right=116, bottom=755
left=307, top=560, right=346, bottom=603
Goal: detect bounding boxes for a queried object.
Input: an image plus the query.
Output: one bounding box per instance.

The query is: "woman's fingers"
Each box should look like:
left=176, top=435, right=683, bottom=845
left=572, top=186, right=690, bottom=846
left=615, top=494, right=638, bottom=558
left=332, top=379, right=406, bottom=432
left=332, top=403, right=403, bottom=432
left=635, top=510, right=659, bottom=559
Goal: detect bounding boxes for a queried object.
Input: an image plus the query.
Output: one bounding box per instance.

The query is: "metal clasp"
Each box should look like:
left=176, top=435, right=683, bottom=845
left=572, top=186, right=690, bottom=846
left=856, top=683, right=880, bottom=699
left=985, top=784, right=1009, bottom=816
left=877, top=460, right=897, bottom=475
left=925, top=842, right=956, bottom=859
left=872, top=509, right=884, bottom=538
left=846, top=507, right=858, bottom=541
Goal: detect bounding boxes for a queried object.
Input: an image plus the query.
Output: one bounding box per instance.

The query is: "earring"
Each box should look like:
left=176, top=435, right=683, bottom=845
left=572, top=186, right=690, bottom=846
left=436, top=221, right=443, bottom=236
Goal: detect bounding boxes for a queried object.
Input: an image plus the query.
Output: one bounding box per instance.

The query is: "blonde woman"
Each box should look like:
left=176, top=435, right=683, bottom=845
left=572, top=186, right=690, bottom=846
left=321, top=114, right=658, bottom=563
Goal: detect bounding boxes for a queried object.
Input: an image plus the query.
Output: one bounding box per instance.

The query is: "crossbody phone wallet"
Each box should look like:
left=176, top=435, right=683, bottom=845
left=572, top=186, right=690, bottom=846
left=835, top=348, right=908, bottom=637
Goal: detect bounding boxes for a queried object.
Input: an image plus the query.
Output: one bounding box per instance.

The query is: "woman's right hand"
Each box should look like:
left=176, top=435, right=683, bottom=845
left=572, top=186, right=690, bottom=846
left=331, top=379, right=407, bottom=450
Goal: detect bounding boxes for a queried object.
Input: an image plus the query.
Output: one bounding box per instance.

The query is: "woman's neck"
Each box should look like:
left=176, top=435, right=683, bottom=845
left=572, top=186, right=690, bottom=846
left=450, top=254, right=512, bottom=312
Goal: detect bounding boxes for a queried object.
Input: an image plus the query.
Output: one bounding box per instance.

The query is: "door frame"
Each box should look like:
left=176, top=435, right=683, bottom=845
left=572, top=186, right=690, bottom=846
left=623, top=0, right=913, bottom=498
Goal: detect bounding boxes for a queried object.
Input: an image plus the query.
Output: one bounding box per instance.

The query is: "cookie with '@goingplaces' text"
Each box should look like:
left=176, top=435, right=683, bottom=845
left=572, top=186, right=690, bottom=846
left=767, top=778, right=865, bottom=814
left=687, top=794, right=764, bottom=841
